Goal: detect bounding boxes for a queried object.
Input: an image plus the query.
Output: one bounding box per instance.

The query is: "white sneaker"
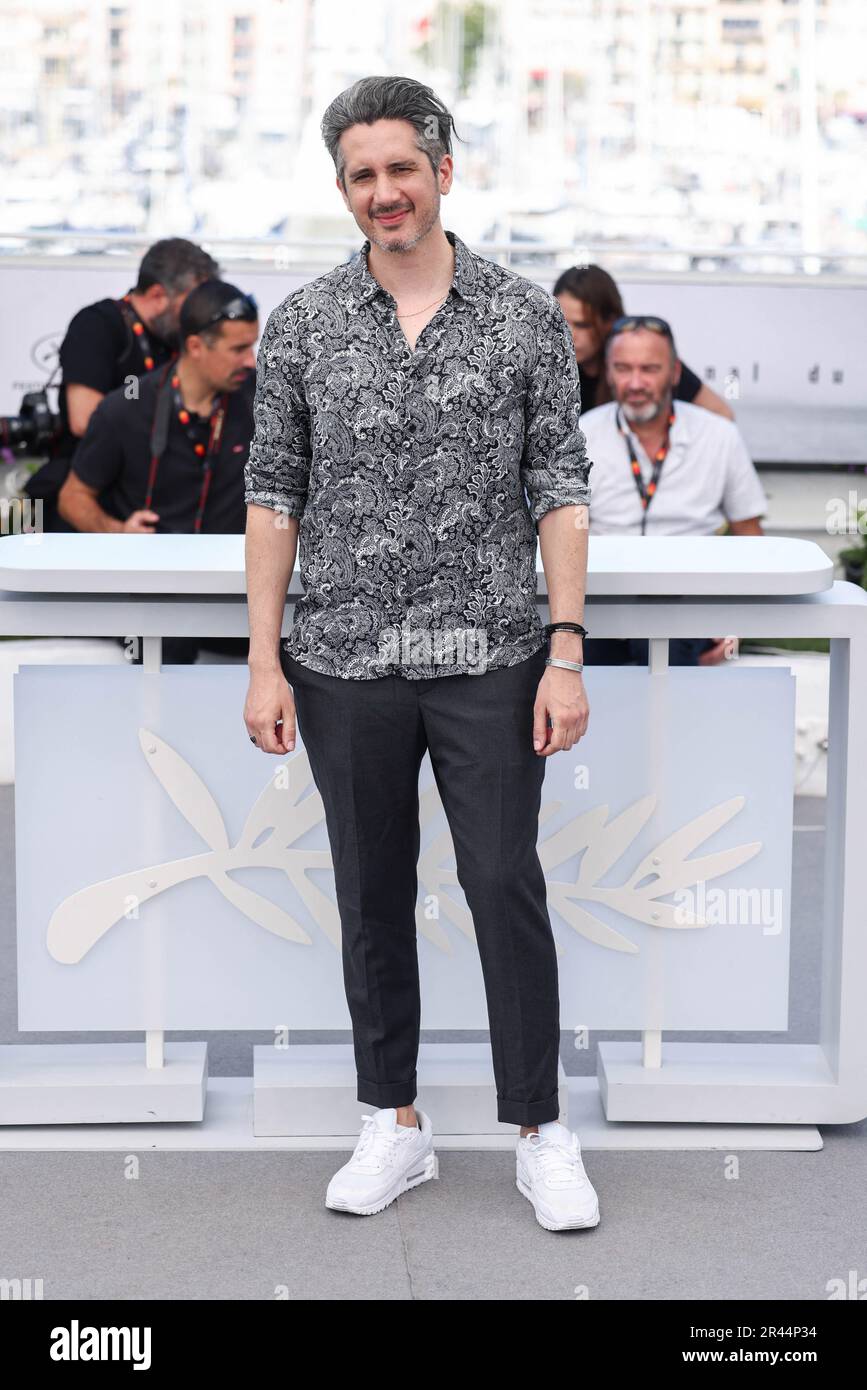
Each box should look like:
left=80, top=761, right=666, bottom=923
left=325, top=1108, right=438, bottom=1216
left=516, top=1120, right=600, bottom=1231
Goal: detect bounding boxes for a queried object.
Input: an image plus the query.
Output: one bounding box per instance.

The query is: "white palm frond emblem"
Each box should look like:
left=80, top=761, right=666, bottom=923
left=415, top=790, right=761, bottom=956
left=47, top=729, right=335, bottom=964
left=47, top=730, right=762, bottom=964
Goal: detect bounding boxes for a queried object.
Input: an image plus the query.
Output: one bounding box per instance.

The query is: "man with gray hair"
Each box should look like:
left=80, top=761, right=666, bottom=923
left=243, top=75, right=600, bottom=1232
left=579, top=314, right=767, bottom=667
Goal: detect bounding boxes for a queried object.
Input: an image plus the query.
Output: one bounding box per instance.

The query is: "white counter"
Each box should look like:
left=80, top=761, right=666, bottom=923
left=0, top=532, right=835, bottom=597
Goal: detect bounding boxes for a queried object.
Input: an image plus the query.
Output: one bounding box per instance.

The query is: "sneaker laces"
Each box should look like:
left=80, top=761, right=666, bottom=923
left=531, top=1132, right=590, bottom=1190
left=348, top=1113, right=407, bottom=1174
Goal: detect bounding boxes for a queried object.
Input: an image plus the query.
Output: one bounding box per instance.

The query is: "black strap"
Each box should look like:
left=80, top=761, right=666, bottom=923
left=544, top=621, right=589, bottom=639
left=150, top=365, right=174, bottom=463
left=115, top=296, right=142, bottom=370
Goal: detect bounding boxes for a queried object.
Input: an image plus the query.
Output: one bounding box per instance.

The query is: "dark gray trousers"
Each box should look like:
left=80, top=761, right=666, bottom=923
left=281, top=645, right=561, bottom=1126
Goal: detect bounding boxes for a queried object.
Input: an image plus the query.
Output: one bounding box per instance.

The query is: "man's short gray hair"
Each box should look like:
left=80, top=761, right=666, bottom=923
left=321, top=75, right=458, bottom=187
left=604, top=325, right=679, bottom=367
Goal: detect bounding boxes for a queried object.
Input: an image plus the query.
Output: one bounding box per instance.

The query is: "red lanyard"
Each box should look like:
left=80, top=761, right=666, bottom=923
left=118, top=294, right=162, bottom=372
left=615, top=404, right=675, bottom=536
left=145, top=370, right=228, bottom=533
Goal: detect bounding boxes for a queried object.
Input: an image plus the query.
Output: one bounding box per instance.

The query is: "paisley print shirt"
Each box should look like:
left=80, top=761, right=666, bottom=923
left=244, top=229, right=592, bottom=679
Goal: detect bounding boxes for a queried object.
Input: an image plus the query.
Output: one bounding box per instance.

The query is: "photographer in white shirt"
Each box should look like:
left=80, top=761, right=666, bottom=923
left=579, top=314, right=768, bottom=667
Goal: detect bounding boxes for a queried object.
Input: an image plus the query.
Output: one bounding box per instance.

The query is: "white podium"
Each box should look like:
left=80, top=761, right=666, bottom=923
left=0, top=531, right=864, bottom=1151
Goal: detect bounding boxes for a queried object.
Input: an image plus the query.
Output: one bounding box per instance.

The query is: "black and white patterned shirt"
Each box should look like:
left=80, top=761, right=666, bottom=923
left=244, top=229, right=592, bottom=679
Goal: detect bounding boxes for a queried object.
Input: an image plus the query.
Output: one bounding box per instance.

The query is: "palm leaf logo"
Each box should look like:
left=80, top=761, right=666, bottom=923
left=414, top=791, right=761, bottom=957
left=46, top=730, right=762, bottom=964
left=47, top=729, right=336, bottom=963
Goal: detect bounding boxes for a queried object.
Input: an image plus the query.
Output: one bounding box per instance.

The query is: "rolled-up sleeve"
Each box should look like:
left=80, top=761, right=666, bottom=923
left=244, top=300, right=311, bottom=517
left=520, top=298, right=593, bottom=526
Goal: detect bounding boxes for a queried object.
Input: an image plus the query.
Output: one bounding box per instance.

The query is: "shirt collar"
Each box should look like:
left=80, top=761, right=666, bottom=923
left=347, top=229, right=485, bottom=307
left=615, top=398, right=688, bottom=460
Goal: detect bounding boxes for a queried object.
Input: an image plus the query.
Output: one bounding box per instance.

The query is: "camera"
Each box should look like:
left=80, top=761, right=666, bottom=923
left=0, top=389, right=62, bottom=456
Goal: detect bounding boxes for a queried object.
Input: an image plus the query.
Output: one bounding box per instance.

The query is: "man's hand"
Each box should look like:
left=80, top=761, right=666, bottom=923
left=123, top=509, right=161, bottom=533
left=698, top=636, right=739, bottom=666
left=244, top=667, right=297, bottom=755
left=533, top=666, right=589, bottom=756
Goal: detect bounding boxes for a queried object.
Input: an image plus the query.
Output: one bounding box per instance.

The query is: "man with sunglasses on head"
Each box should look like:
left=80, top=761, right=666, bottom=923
left=25, top=237, right=220, bottom=532
left=578, top=315, right=768, bottom=668
left=58, top=279, right=259, bottom=662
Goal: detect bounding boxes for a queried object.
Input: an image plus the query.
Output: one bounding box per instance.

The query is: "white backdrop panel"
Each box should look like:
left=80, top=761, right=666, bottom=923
left=15, top=663, right=794, bottom=1032
left=2, top=261, right=865, bottom=443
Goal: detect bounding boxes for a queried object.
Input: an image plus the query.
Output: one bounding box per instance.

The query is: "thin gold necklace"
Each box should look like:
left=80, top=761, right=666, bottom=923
left=396, top=289, right=451, bottom=319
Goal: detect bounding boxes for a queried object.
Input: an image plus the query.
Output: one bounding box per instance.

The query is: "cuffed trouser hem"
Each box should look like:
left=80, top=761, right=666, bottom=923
left=497, top=1090, right=561, bottom=1127
left=357, top=1074, right=418, bottom=1109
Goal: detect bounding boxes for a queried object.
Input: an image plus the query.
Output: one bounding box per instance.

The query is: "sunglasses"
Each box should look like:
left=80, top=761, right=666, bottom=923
left=199, top=293, right=259, bottom=329
left=610, top=314, right=674, bottom=341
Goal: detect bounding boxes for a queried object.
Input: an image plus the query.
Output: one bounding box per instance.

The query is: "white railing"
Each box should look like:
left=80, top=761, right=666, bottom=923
left=2, top=230, right=867, bottom=282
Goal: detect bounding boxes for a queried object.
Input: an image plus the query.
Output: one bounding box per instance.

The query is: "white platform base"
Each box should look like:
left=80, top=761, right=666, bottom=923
left=0, top=1042, right=208, bottom=1125
left=253, top=1042, right=569, bottom=1137
left=598, top=1040, right=835, bottom=1125
left=568, top=1078, right=821, bottom=1150
left=0, top=1076, right=820, bottom=1150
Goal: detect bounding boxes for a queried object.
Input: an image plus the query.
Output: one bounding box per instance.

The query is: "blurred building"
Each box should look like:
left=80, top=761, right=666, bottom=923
left=0, top=0, right=865, bottom=263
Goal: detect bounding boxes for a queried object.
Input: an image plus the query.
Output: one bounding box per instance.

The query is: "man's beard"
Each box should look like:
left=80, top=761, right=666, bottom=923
left=368, top=194, right=440, bottom=254
left=621, top=397, right=666, bottom=424
left=148, top=307, right=179, bottom=348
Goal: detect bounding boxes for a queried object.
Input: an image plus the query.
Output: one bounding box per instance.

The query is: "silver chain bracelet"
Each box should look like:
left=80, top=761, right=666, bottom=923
left=546, top=656, right=584, bottom=673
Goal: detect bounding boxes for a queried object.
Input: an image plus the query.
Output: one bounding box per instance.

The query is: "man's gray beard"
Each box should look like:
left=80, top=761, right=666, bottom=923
left=621, top=398, right=666, bottom=424
left=368, top=199, right=440, bottom=255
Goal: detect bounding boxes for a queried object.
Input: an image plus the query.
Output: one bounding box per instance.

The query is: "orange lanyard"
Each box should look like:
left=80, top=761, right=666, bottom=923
left=145, top=370, right=228, bottom=533
left=615, top=405, right=675, bottom=535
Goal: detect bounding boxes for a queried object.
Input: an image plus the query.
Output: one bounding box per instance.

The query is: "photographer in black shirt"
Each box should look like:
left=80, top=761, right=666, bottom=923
left=58, top=278, right=259, bottom=663
left=25, top=237, right=219, bottom=530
